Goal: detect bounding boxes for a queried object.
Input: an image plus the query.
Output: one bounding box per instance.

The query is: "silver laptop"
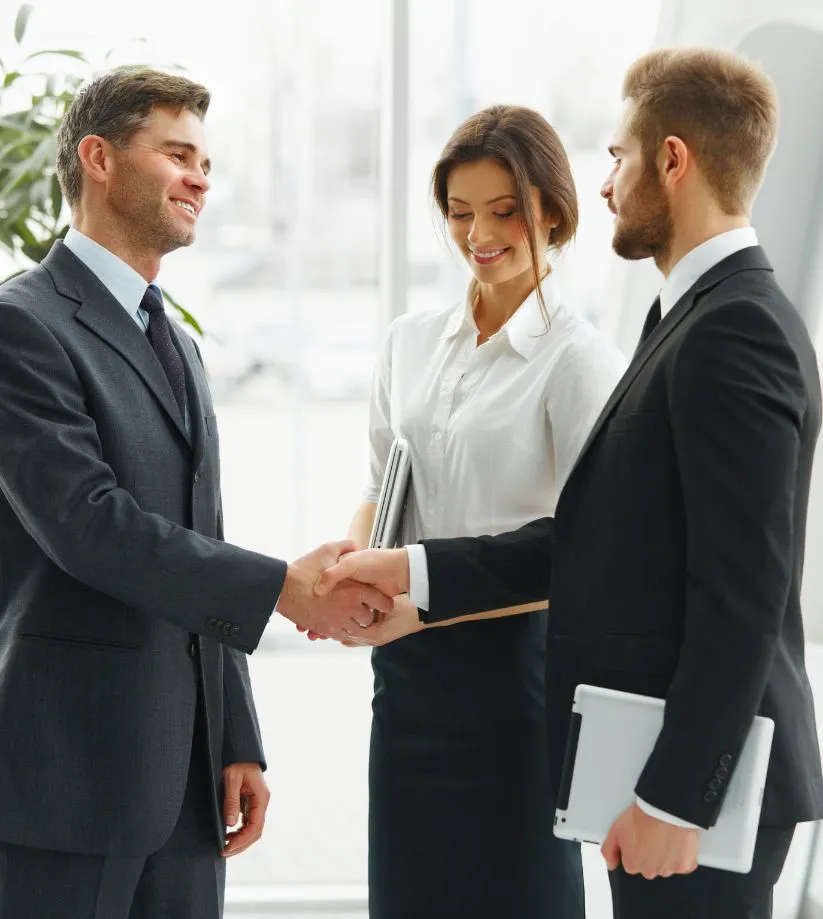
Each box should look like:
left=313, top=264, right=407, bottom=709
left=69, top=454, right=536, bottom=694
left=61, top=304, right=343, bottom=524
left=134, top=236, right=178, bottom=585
left=369, top=437, right=412, bottom=549
left=553, top=684, right=774, bottom=874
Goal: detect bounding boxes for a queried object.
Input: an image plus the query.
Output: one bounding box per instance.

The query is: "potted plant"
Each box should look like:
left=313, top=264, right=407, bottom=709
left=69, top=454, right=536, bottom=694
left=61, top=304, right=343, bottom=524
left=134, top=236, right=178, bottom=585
left=0, top=3, right=201, bottom=333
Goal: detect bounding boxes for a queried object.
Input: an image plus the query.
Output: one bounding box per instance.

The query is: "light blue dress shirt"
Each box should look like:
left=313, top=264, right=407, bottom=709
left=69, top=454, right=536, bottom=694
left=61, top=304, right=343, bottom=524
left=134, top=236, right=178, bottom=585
left=63, top=228, right=153, bottom=332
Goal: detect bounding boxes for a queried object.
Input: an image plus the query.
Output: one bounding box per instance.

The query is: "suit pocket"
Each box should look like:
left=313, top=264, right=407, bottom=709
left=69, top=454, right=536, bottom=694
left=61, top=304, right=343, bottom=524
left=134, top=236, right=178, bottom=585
left=18, top=632, right=141, bottom=652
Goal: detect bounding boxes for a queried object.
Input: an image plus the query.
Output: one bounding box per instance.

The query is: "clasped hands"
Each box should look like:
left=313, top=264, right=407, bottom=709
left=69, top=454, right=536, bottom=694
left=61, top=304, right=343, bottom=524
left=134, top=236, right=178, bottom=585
left=278, top=543, right=419, bottom=645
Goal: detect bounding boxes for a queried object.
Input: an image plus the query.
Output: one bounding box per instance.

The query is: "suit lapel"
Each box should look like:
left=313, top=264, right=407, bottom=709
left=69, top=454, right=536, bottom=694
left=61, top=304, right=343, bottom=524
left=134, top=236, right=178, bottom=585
left=565, top=245, right=774, bottom=485
left=43, top=243, right=191, bottom=446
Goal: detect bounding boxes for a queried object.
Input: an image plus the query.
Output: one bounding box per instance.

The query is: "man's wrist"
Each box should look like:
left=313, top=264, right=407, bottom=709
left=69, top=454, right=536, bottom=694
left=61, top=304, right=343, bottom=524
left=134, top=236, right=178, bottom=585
left=406, top=544, right=429, bottom=611
left=635, top=796, right=700, bottom=829
left=274, top=563, right=298, bottom=623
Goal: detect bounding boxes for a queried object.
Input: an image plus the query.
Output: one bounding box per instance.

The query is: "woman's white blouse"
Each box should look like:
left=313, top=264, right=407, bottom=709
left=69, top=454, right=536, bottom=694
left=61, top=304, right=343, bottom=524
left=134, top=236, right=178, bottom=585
left=364, top=279, right=628, bottom=544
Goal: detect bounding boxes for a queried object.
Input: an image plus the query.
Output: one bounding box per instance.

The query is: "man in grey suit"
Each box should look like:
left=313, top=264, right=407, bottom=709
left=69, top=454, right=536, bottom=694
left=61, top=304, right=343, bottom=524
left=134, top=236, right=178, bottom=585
left=0, top=68, right=389, bottom=918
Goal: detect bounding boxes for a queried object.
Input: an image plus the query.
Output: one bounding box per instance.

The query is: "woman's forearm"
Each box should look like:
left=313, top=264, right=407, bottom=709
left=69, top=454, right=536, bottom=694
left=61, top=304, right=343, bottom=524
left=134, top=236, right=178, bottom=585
left=424, top=599, right=548, bottom=628
left=347, top=501, right=378, bottom=551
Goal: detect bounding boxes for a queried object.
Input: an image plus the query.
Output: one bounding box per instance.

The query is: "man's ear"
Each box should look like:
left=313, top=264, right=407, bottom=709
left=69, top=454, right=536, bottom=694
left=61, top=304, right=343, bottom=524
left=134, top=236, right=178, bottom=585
left=76, top=134, right=117, bottom=189
left=660, top=135, right=689, bottom=187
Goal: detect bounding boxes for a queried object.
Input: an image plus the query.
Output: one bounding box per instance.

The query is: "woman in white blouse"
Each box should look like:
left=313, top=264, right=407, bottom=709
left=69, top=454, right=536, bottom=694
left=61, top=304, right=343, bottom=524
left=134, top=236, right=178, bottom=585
left=348, top=105, right=627, bottom=919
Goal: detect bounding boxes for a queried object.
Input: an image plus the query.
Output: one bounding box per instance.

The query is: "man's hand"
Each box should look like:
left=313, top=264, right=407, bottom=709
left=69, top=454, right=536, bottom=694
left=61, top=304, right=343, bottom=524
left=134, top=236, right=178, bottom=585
left=222, top=762, right=270, bottom=858
left=277, top=541, right=394, bottom=641
left=337, top=594, right=424, bottom=647
left=314, top=547, right=410, bottom=601
left=601, top=802, right=699, bottom=879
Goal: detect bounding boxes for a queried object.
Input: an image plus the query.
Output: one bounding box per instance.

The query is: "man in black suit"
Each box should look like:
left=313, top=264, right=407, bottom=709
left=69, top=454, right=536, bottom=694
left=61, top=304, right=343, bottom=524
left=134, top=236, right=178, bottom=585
left=317, top=48, right=823, bottom=917
left=0, top=68, right=389, bottom=918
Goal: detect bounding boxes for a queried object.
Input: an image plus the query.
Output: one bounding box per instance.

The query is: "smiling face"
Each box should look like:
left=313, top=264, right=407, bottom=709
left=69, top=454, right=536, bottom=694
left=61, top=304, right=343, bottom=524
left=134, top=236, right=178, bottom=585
left=107, top=104, right=211, bottom=256
left=446, top=158, right=549, bottom=285
left=600, top=101, right=672, bottom=263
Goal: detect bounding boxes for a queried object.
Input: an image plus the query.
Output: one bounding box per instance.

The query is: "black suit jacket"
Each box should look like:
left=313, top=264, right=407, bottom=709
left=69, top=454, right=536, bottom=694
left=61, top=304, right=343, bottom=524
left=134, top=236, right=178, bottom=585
left=0, top=241, right=286, bottom=856
left=422, top=246, right=823, bottom=829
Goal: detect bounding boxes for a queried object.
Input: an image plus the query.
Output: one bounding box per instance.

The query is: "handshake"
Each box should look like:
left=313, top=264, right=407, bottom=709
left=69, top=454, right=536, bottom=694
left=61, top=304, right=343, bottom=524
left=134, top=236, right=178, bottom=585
left=276, top=541, right=423, bottom=647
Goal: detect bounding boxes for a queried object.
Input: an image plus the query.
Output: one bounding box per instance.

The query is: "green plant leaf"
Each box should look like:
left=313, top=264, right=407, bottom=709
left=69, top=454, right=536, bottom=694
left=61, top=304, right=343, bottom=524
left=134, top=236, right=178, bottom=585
left=21, top=240, right=50, bottom=263
left=3, top=71, right=22, bottom=88
left=14, top=4, right=33, bottom=44
left=161, top=287, right=203, bottom=337
left=12, top=219, right=38, bottom=248
left=24, top=49, right=88, bottom=64
left=50, top=173, right=63, bottom=223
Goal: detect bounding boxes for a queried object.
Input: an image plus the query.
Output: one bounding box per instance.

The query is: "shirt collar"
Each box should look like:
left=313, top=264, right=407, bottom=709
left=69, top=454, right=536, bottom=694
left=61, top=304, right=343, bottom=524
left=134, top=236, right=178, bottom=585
left=660, top=226, right=759, bottom=318
left=63, top=228, right=155, bottom=321
left=440, top=276, right=559, bottom=361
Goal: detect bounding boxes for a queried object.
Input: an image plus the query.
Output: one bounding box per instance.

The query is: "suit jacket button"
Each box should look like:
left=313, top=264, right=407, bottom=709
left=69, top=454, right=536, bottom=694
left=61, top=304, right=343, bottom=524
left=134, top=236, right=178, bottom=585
left=207, top=618, right=217, bottom=630
left=715, top=767, right=729, bottom=780
left=194, top=472, right=200, bottom=484
left=188, top=639, right=198, bottom=658
left=215, top=619, right=224, bottom=630
left=704, top=791, right=718, bottom=803
left=230, top=625, right=240, bottom=637
left=222, top=623, right=233, bottom=636
left=719, top=754, right=733, bottom=767
left=709, top=778, right=722, bottom=791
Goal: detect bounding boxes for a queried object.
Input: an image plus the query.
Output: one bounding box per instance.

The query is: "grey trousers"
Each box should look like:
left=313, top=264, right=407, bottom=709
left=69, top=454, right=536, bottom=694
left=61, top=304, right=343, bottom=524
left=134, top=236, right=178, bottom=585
left=0, top=704, right=226, bottom=919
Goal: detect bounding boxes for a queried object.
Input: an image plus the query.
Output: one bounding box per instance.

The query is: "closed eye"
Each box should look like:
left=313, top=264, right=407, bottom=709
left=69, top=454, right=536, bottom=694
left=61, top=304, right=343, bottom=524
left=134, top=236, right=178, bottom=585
left=448, top=212, right=471, bottom=220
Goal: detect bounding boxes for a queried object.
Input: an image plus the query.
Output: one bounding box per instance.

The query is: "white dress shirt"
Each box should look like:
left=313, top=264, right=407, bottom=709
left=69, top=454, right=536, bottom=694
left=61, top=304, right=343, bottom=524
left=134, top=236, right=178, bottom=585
left=660, top=226, right=758, bottom=318
left=369, top=275, right=626, bottom=577
left=409, top=227, right=761, bottom=830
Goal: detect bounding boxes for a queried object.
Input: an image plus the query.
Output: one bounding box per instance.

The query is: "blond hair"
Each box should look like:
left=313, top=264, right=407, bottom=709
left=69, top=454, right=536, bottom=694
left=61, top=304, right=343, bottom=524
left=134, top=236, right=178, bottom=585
left=623, top=48, right=778, bottom=214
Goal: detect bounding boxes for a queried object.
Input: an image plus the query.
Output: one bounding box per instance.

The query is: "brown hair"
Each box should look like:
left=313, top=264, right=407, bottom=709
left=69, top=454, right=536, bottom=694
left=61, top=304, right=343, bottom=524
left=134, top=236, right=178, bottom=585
left=432, top=104, right=578, bottom=322
left=623, top=48, right=778, bottom=215
left=56, top=67, right=211, bottom=207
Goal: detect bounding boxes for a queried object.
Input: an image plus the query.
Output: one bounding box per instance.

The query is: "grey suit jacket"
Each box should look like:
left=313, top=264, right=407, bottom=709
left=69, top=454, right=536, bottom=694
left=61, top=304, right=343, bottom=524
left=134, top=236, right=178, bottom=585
left=0, top=241, right=287, bottom=856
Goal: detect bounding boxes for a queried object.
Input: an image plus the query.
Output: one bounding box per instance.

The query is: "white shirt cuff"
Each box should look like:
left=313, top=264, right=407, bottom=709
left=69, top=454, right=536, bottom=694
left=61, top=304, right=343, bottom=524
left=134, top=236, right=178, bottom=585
left=636, top=796, right=700, bottom=829
left=405, top=544, right=430, bottom=611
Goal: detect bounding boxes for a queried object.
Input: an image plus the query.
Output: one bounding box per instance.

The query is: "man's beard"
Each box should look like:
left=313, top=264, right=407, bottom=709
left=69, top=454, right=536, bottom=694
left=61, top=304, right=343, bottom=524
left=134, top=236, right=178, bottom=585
left=612, top=171, right=672, bottom=262
left=112, top=179, right=195, bottom=255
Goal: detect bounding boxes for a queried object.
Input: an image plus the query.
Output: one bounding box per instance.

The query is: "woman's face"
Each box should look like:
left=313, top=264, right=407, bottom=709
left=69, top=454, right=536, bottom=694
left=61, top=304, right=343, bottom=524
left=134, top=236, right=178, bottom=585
left=446, top=157, right=550, bottom=285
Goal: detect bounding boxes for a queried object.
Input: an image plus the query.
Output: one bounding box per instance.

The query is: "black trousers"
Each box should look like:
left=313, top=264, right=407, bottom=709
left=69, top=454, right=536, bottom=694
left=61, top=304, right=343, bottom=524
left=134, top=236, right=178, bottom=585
left=0, top=697, right=225, bottom=919
left=608, top=824, right=795, bottom=919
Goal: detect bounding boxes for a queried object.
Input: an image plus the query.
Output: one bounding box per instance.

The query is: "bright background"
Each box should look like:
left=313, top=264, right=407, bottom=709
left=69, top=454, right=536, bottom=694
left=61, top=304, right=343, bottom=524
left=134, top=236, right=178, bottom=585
left=3, top=2, right=823, bottom=916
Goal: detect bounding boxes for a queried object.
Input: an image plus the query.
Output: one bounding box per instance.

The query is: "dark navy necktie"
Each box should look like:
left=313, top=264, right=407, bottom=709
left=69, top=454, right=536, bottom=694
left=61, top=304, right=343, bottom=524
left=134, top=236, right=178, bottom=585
left=140, top=285, right=188, bottom=418
left=634, top=296, right=662, bottom=356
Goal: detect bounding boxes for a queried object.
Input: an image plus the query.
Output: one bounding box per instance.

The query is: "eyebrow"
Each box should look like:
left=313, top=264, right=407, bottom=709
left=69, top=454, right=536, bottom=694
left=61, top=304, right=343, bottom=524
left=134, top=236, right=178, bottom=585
left=447, top=194, right=517, bottom=206
left=162, top=140, right=212, bottom=175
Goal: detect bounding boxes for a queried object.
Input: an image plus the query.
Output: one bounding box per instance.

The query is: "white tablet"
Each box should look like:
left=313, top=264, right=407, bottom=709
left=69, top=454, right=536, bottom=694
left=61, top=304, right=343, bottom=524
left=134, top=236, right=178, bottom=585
left=369, top=437, right=412, bottom=550
left=554, top=684, right=774, bottom=874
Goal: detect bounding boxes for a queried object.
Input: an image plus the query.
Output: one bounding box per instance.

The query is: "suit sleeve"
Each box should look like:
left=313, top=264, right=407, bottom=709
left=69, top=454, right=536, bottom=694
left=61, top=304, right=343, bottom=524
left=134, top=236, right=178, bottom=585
left=420, top=516, right=554, bottom=622
left=222, top=646, right=267, bottom=768
left=0, top=301, right=286, bottom=654
left=635, top=299, right=808, bottom=827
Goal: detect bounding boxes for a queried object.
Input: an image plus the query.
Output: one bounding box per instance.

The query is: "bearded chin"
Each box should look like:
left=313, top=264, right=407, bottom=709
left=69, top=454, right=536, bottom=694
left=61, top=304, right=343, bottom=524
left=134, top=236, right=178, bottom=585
left=613, top=223, right=655, bottom=260
left=612, top=208, right=671, bottom=262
